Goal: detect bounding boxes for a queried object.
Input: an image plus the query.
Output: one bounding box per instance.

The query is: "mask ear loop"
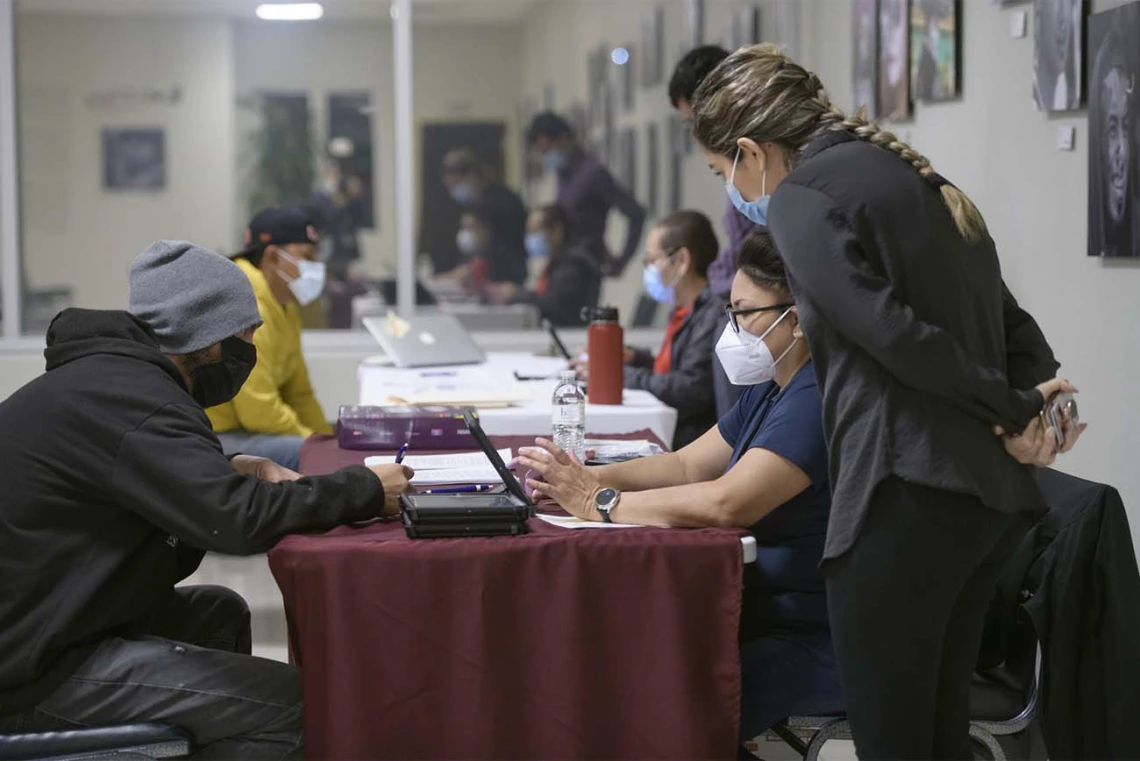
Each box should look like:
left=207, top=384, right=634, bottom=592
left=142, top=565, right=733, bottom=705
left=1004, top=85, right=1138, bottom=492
left=758, top=307, right=799, bottom=367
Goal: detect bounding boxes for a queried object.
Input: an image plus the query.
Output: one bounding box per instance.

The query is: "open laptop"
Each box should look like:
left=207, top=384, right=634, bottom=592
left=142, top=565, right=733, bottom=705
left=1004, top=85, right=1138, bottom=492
left=399, top=410, right=533, bottom=527
left=362, top=313, right=485, bottom=368
left=542, top=319, right=572, bottom=361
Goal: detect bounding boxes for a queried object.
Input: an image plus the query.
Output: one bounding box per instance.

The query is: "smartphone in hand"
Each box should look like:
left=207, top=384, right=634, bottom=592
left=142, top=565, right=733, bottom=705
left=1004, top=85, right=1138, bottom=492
left=1043, top=392, right=1080, bottom=447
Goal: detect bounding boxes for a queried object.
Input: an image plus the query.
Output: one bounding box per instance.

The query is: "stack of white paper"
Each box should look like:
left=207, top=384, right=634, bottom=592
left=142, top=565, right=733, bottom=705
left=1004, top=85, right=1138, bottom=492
left=364, top=449, right=512, bottom=486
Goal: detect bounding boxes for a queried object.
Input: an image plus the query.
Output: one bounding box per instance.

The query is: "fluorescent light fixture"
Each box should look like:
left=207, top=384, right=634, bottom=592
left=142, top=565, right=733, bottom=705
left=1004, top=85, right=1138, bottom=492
left=256, top=3, right=324, bottom=21
left=611, top=47, right=630, bottom=66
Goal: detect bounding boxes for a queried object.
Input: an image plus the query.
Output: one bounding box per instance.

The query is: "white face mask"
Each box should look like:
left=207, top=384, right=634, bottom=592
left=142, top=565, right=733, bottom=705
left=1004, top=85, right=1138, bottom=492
left=715, top=307, right=797, bottom=386
left=277, top=249, right=327, bottom=306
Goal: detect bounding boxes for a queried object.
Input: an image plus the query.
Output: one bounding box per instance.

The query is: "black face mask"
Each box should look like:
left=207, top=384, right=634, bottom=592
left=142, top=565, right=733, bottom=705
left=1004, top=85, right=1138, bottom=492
left=190, top=336, right=258, bottom=408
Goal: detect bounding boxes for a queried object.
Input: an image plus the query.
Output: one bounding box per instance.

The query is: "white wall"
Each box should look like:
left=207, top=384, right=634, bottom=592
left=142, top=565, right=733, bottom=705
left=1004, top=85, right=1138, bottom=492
left=17, top=14, right=237, bottom=310
left=802, top=0, right=1140, bottom=551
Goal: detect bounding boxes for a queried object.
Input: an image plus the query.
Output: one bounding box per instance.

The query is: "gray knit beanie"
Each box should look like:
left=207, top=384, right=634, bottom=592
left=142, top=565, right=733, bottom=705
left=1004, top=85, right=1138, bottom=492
left=129, top=240, right=263, bottom=355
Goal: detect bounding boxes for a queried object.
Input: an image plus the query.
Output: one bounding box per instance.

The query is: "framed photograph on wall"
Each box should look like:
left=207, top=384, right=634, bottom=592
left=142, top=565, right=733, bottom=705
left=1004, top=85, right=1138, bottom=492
left=1087, top=0, right=1140, bottom=257
left=103, top=128, right=165, bottom=191
left=1033, top=0, right=1087, bottom=112
left=647, top=122, right=660, bottom=217
left=879, top=0, right=912, bottom=120
left=910, top=0, right=961, bottom=102
left=687, top=0, right=705, bottom=48
left=618, top=128, right=638, bottom=198
left=854, top=0, right=879, bottom=117
left=620, top=43, right=636, bottom=113
left=641, top=6, right=666, bottom=88
left=728, top=5, right=761, bottom=51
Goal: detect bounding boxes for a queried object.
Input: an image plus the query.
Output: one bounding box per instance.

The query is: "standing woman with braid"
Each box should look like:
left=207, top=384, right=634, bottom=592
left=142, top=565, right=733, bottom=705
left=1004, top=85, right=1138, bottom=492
left=692, top=45, right=1086, bottom=759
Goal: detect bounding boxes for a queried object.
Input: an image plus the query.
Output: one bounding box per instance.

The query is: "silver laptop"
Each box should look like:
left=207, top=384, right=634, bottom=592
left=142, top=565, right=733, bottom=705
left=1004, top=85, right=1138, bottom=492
left=362, top=313, right=486, bottom=368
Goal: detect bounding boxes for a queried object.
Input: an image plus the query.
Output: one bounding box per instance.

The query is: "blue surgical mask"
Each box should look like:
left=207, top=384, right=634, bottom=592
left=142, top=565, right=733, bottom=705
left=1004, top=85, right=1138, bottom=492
left=449, top=182, right=477, bottom=206
left=525, top=232, right=552, bottom=259
left=725, top=147, right=770, bottom=226
left=642, top=254, right=681, bottom=304
left=544, top=149, right=569, bottom=172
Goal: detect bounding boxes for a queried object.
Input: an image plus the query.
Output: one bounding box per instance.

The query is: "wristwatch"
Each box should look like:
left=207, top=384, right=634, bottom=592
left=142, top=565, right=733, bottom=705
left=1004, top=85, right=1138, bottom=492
left=594, top=488, right=621, bottom=523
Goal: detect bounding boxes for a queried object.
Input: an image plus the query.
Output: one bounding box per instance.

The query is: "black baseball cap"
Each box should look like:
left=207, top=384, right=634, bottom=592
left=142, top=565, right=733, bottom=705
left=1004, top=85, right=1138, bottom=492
left=237, top=206, right=319, bottom=257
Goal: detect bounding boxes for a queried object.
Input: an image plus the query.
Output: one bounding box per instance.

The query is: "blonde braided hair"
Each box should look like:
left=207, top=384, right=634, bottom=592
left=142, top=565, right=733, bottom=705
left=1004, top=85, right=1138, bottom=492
left=692, top=44, right=987, bottom=243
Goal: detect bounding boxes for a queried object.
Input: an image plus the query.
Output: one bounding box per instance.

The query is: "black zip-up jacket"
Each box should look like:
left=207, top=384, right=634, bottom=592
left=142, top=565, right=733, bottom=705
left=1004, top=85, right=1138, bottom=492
left=0, top=309, right=387, bottom=716
left=769, top=131, right=1058, bottom=560
left=625, top=287, right=721, bottom=450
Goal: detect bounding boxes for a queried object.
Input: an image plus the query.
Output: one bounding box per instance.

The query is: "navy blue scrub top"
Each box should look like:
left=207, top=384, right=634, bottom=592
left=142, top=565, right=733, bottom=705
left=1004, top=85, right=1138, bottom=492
left=718, top=361, right=830, bottom=630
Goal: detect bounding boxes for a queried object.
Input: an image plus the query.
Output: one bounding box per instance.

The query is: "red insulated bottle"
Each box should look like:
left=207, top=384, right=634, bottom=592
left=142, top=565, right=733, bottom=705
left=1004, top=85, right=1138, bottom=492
left=582, top=306, right=624, bottom=405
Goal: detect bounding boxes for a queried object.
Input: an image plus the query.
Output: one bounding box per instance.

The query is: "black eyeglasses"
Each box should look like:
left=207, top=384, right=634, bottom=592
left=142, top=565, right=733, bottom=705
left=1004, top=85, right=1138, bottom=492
left=724, top=303, right=794, bottom=334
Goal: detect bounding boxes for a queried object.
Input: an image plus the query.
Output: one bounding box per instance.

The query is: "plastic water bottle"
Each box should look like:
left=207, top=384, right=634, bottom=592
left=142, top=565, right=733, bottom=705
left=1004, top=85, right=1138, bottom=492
left=552, top=370, right=586, bottom=462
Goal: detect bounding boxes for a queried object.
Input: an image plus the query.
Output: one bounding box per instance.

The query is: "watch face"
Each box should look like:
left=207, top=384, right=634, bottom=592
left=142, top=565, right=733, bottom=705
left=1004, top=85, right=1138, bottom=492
left=596, top=488, right=617, bottom=506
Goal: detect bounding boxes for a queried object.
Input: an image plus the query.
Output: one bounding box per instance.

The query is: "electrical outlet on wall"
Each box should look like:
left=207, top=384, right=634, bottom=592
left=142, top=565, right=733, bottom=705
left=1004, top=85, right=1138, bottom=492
left=1056, top=125, right=1076, bottom=152
left=1010, top=10, right=1028, bottom=39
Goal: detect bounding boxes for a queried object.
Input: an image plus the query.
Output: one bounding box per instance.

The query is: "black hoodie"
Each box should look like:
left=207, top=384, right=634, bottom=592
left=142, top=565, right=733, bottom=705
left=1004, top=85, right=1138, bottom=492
left=0, top=309, right=386, bottom=715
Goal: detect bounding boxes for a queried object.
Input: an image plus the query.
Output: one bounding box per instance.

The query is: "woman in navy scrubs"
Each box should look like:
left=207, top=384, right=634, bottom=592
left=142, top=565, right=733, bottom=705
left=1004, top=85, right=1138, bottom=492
left=517, top=230, right=843, bottom=746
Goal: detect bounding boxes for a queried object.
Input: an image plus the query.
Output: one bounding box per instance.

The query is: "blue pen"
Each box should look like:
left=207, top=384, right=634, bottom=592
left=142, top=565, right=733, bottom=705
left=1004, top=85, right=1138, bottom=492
left=394, top=443, right=409, bottom=464
left=424, top=485, right=494, bottom=495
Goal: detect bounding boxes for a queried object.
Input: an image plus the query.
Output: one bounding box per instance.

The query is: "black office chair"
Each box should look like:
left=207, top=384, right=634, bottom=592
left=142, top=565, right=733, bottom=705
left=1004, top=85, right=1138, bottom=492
left=769, top=644, right=1040, bottom=761
left=0, top=723, right=191, bottom=761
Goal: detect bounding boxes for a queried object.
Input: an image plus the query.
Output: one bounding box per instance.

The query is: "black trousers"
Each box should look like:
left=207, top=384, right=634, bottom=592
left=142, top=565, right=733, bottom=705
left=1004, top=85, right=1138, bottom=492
left=0, top=585, right=302, bottom=760
left=825, top=477, right=1032, bottom=760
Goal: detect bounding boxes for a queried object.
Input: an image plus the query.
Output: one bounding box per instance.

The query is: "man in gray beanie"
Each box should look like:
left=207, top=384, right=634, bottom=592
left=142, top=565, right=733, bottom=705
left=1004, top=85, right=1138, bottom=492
left=0, top=240, right=412, bottom=758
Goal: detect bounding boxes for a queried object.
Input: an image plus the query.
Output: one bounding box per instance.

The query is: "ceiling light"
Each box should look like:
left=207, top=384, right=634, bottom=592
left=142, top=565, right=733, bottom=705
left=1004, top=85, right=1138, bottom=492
left=256, top=3, right=324, bottom=21
left=611, top=47, right=630, bottom=66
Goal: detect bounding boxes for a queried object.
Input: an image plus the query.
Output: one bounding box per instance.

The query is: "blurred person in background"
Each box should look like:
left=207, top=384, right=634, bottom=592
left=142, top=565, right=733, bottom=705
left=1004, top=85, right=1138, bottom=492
left=309, top=161, right=367, bottom=329
left=579, top=211, right=720, bottom=450
left=526, top=112, right=646, bottom=277
left=441, top=147, right=528, bottom=270
left=670, top=44, right=762, bottom=418
left=486, top=203, right=601, bottom=326
left=209, top=207, right=332, bottom=471
left=0, top=240, right=413, bottom=759
left=449, top=202, right=529, bottom=296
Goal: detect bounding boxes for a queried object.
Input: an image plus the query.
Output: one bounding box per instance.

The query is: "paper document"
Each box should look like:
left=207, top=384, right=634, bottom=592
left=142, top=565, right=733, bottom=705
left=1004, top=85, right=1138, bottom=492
left=386, top=392, right=525, bottom=407
left=583, top=439, right=665, bottom=459
left=406, top=467, right=504, bottom=486
left=365, top=449, right=512, bottom=471
left=536, top=513, right=644, bottom=530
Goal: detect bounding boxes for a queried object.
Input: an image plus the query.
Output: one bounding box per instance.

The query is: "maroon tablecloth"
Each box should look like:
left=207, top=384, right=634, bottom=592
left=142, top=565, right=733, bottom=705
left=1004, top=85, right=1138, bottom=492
left=270, top=434, right=745, bottom=760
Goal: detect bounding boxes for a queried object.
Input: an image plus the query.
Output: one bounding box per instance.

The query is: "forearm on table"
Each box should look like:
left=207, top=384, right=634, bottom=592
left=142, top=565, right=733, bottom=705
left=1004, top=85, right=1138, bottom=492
left=595, top=452, right=692, bottom=492
left=611, top=482, right=735, bottom=529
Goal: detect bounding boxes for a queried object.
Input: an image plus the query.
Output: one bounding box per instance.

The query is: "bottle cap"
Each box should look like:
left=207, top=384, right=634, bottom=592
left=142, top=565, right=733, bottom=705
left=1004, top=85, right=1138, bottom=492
left=582, top=305, right=619, bottom=323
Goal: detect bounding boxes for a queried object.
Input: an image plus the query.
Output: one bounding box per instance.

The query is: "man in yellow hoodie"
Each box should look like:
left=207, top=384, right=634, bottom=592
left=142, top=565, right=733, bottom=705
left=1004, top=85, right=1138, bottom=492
left=209, top=207, right=332, bottom=469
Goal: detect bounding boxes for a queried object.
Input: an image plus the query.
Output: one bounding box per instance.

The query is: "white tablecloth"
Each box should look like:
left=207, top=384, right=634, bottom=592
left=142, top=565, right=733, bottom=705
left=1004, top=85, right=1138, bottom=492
left=357, top=352, right=678, bottom=445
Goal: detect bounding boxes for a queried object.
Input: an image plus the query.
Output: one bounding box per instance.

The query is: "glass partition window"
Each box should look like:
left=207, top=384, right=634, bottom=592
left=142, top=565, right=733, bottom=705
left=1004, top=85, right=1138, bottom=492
left=11, top=0, right=801, bottom=336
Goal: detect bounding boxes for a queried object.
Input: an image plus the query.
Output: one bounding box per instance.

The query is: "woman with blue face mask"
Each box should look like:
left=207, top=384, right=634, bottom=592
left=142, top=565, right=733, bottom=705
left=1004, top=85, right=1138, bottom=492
left=485, top=204, right=602, bottom=327
left=619, top=211, right=722, bottom=450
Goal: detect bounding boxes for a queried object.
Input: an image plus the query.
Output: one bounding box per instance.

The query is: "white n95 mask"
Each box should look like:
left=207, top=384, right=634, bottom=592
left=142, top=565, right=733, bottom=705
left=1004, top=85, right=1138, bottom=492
left=715, top=307, right=796, bottom=386
left=278, top=251, right=327, bottom=306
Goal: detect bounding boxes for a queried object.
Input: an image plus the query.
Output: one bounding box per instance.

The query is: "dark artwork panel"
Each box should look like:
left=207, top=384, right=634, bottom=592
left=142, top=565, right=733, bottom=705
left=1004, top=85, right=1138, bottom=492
left=854, top=0, right=879, bottom=117
left=1033, top=0, right=1087, bottom=111
left=103, top=128, right=165, bottom=191
left=618, top=128, right=638, bottom=199
left=641, top=6, right=666, bottom=88
left=1088, top=1, right=1140, bottom=257
left=879, top=0, right=912, bottom=120
left=647, top=123, right=660, bottom=218
left=910, top=0, right=960, bottom=102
